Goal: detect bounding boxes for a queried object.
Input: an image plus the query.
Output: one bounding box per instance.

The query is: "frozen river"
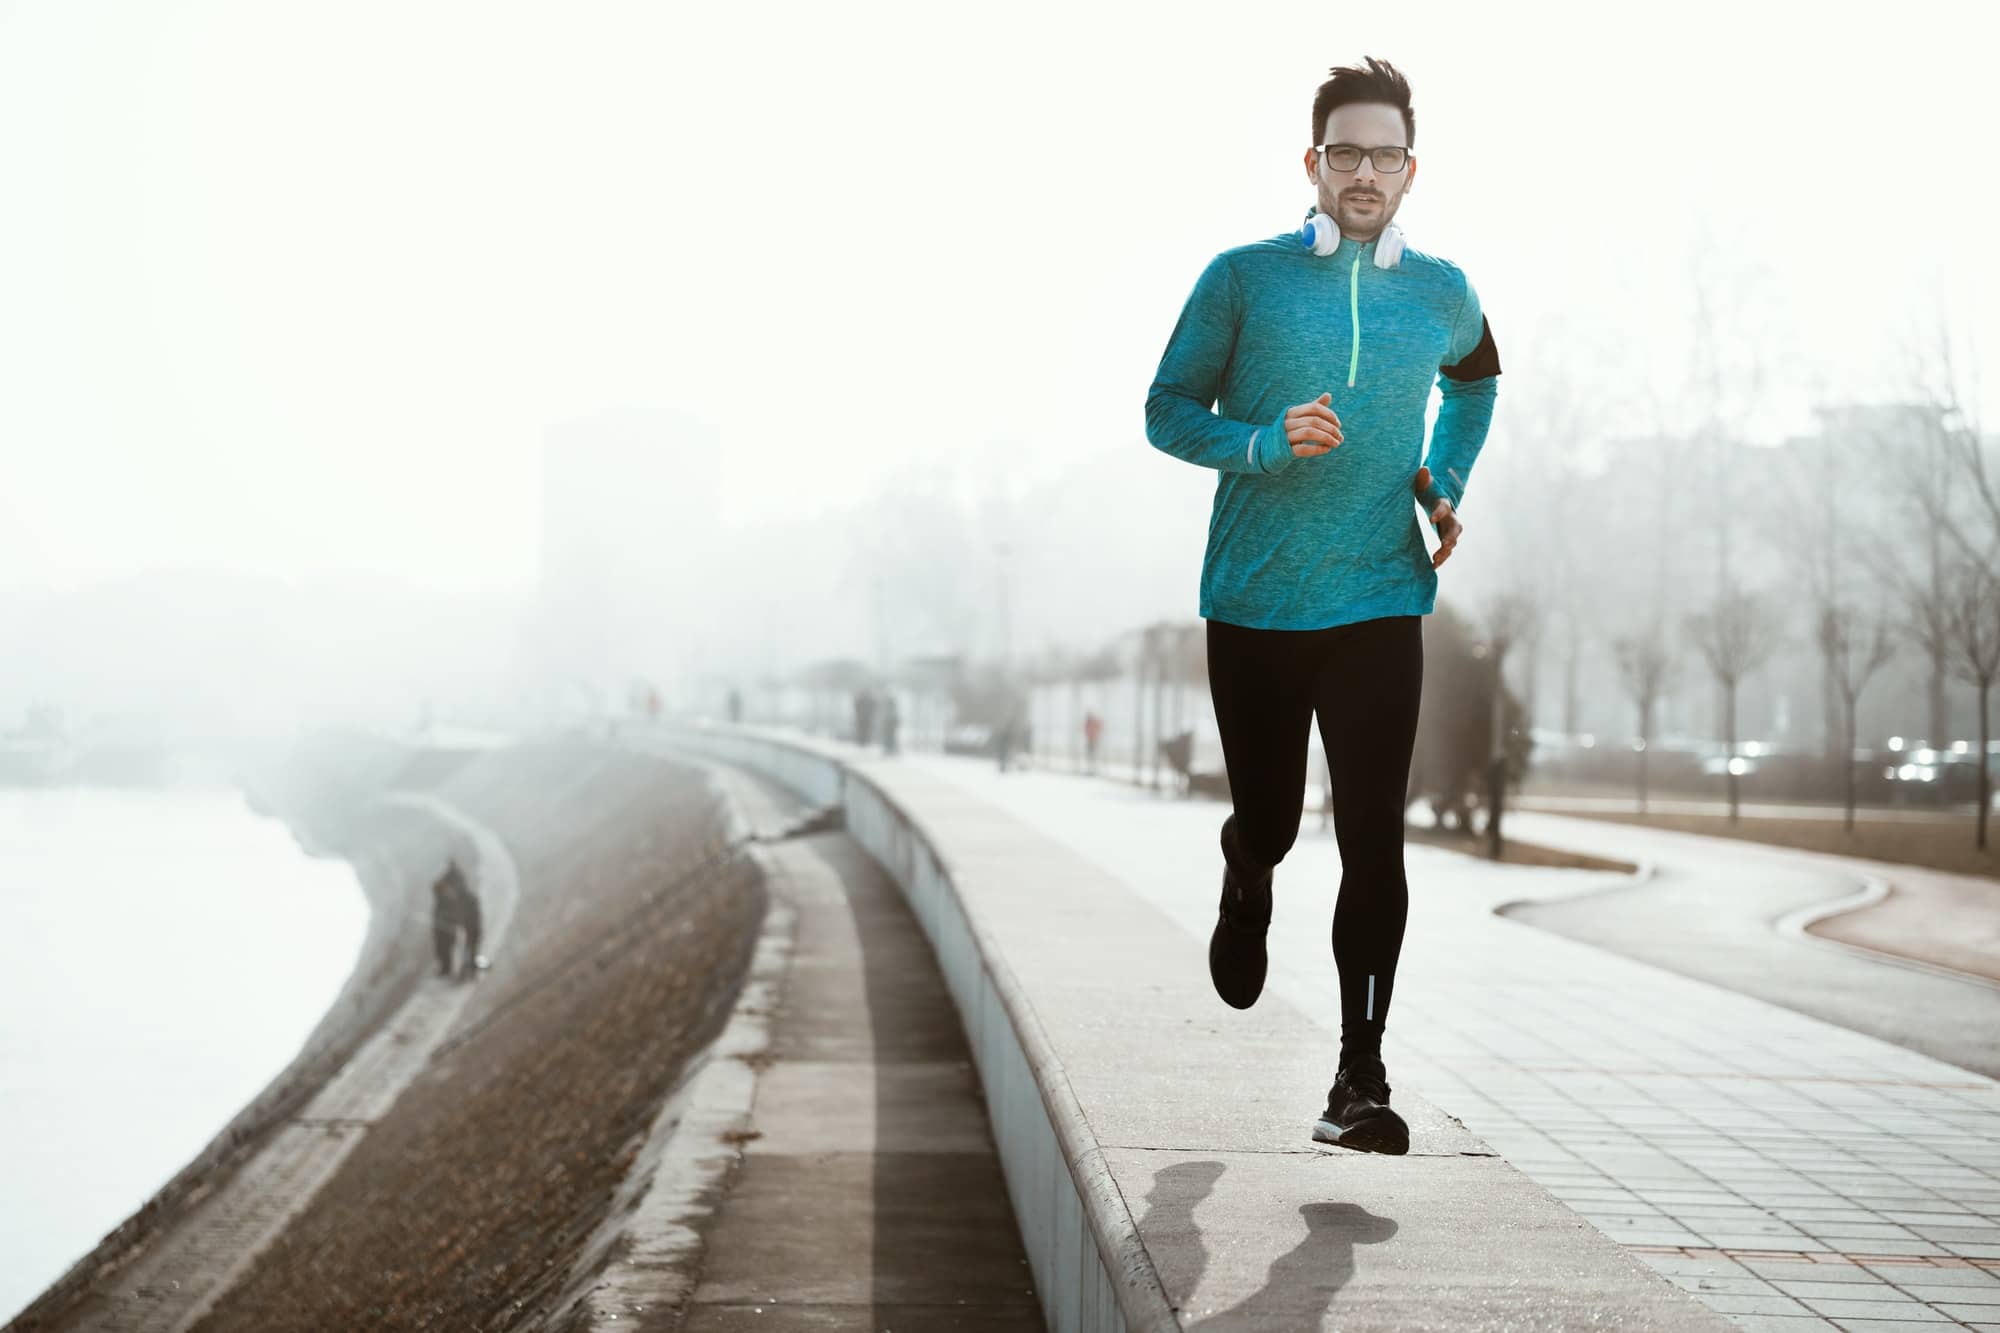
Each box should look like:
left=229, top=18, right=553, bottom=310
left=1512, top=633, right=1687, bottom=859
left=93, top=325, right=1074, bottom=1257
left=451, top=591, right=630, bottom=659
left=0, top=786, right=367, bottom=1323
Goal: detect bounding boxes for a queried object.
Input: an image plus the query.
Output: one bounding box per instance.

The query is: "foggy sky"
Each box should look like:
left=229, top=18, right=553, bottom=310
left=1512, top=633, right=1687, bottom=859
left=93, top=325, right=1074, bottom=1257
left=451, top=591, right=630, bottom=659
left=4, top=0, right=1993, bottom=600
left=4, top=1, right=1998, bottom=744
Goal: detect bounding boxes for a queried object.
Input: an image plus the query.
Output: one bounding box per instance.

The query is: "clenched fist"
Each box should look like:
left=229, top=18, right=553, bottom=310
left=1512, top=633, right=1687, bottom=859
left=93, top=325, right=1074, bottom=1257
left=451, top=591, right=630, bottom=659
left=1284, top=393, right=1344, bottom=457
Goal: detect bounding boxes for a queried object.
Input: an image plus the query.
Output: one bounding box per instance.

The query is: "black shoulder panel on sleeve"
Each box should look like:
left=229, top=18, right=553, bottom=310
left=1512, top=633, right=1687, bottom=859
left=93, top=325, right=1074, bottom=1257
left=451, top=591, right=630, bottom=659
left=1441, top=315, right=1501, bottom=382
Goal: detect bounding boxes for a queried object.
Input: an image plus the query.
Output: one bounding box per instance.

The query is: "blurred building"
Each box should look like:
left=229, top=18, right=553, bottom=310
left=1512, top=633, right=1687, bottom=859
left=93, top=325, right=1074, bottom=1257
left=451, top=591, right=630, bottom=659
left=533, top=407, right=723, bottom=715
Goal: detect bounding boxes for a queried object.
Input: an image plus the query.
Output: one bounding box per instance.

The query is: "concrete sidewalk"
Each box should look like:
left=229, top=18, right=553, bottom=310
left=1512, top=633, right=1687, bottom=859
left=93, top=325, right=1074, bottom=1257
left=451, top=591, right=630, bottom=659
left=899, top=753, right=2000, bottom=1331
left=588, top=748, right=1042, bottom=1331
left=671, top=727, right=1735, bottom=1331
left=672, top=829, right=1041, bottom=1329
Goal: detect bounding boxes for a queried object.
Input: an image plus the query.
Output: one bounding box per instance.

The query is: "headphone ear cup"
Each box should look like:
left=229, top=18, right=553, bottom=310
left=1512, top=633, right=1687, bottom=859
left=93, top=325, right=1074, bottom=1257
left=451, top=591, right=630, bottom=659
left=1306, top=214, right=1339, bottom=256
left=1374, top=223, right=1405, bottom=268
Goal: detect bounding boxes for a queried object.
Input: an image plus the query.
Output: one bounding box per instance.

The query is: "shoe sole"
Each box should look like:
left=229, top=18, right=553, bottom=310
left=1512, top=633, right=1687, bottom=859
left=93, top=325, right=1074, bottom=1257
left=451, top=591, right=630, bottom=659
left=1311, top=1115, right=1410, bottom=1155
left=1208, top=916, right=1267, bottom=1010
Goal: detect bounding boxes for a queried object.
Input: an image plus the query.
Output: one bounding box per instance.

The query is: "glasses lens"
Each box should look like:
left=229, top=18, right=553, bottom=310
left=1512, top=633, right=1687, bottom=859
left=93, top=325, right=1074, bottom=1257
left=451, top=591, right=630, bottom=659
left=1324, top=146, right=1362, bottom=172
left=1373, top=147, right=1408, bottom=172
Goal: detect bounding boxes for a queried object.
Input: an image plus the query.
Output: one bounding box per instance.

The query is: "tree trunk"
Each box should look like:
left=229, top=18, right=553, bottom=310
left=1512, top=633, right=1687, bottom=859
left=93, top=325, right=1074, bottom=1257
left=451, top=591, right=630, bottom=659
left=1930, top=657, right=1949, bottom=748
left=1069, top=681, right=1079, bottom=768
left=1486, top=754, right=1505, bottom=860
left=1842, top=690, right=1857, bottom=835
left=1563, top=630, right=1580, bottom=736
left=1980, top=681, right=1992, bottom=852
left=1523, top=632, right=1542, bottom=737
left=1131, top=661, right=1145, bottom=781
left=1725, top=678, right=1741, bottom=823
left=1149, top=669, right=1165, bottom=793
left=1638, top=695, right=1653, bottom=816
left=1488, top=650, right=1507, bottom=859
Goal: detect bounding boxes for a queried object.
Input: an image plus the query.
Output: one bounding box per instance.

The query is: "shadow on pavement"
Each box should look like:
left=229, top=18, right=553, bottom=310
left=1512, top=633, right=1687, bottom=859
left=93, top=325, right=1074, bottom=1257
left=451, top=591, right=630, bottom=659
left=1188, top=1198, right=1397, bottom=1330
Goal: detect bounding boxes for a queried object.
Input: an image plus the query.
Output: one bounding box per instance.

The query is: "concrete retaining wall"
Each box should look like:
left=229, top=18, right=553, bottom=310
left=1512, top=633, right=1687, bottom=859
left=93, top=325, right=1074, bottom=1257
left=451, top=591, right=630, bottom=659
left=660, top=723, right=1173, bottom=1333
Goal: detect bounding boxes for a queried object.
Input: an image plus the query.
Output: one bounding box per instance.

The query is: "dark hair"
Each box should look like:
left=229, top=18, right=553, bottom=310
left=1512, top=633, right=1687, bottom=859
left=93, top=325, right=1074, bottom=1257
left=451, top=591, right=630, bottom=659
left=1311, top=56, right=1415, bottom=148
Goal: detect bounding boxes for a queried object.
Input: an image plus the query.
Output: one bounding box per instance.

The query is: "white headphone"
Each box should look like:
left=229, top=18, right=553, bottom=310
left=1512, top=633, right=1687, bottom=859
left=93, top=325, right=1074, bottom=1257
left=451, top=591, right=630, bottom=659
left=1302, top=210, right=1406, bottom=268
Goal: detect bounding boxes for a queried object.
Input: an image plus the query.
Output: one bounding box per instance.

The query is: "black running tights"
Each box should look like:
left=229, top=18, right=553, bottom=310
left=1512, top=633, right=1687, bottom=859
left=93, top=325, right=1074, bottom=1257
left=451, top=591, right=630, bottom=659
left=1206, top=613, right=1422, bottom=1067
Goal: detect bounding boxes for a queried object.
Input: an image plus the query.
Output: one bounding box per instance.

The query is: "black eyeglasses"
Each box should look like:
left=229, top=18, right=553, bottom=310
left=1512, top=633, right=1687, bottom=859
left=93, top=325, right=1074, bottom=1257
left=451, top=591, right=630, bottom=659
left=1315, top=144, right=1410, bottom=173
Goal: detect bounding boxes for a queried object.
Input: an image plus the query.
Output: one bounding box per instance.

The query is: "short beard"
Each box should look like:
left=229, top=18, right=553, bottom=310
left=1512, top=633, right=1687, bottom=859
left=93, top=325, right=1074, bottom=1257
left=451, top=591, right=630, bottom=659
left=1338, top=200, right=1390, bottom=239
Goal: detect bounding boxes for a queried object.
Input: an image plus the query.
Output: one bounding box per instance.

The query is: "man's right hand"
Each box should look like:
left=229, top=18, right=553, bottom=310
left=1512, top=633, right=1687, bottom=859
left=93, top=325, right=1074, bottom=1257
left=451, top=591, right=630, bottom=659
left=1285, top=393, right=1343, bottom=457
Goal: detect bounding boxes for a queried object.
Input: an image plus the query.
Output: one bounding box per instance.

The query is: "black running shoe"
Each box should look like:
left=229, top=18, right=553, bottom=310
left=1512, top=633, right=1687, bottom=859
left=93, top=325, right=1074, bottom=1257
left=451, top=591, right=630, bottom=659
left=1311, top=1060, right=1410, bottom=1155
left=1208, top=860, right=1271, bottom=1009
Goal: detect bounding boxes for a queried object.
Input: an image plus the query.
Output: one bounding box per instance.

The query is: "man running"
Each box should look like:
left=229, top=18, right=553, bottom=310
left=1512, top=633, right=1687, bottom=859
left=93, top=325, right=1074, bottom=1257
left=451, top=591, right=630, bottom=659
left=1144, top=56, right=1501, bottom=1155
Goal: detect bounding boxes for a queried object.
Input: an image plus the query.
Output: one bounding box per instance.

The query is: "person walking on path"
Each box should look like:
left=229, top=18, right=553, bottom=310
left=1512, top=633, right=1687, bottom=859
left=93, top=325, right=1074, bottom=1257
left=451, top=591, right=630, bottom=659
left=430, top=857, right=485, bottom=982
left=1144, top=56, right=1501, bottom=1155
left=881, top=692, right=901, bottom=755
left=852, top=688, right=878, bottom=748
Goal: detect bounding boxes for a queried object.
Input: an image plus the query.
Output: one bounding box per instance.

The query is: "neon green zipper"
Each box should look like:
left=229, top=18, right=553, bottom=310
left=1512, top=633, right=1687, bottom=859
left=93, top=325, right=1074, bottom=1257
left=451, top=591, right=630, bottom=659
left=1348, top=253, right=1361, bottom=387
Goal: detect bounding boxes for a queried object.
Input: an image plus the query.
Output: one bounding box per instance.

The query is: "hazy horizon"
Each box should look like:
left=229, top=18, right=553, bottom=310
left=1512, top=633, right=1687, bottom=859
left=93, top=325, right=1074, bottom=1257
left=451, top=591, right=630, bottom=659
left=5, top=0, right=1997, bottom=750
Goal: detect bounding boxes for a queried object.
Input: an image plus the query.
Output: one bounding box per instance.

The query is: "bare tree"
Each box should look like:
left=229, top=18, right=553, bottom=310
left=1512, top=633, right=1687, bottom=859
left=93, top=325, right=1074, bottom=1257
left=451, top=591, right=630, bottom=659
left=1913, top=318, right=1999, bottom=553
left=1481, top=592, right=1540, bottom=858
left=1817, top=600, right=1897, bottom=833
left=1775, top=413, right=1861, bottom=761
left=1685, top=227, right=1779, bottom=604
left=1886, top=342, right=1972, bottom=745
left=1687, top=584, right=1785, bottom=822
left=1898, top=309, right=2000, bottom=843
left=1133, top=621, right=1184, bottom=792
left=1487, top=363, right=1593, bottom=734
left=1882, top=527, right=1959, bottom=753
left=1613, top=624, right=1674, bottom=814
left=1944, top=557, right=2000, bottom=848
left=1128, top=628, right=1150, bottom=783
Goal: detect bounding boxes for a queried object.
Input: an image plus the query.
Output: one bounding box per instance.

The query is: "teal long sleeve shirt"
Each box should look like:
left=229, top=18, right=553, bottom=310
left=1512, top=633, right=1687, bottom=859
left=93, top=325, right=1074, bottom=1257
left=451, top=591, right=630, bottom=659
left=1145, top=221, right=1500, bottom=630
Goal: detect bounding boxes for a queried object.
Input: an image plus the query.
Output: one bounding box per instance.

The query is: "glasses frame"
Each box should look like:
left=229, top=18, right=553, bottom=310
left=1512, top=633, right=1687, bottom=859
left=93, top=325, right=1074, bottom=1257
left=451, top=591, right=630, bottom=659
left=1314, top=143, right=1411, bottom=174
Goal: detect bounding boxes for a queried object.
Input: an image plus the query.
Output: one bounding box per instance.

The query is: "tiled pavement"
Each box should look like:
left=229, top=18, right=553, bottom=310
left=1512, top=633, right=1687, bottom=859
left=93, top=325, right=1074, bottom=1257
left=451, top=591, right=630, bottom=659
left=897, top=754, right=2000, bottom=1331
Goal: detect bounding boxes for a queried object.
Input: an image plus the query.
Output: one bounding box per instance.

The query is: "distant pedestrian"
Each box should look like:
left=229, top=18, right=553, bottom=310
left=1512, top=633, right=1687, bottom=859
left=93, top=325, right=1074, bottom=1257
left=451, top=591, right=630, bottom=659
left=997, top=691, right=1033, bottom=773
left=430, top=858, right=485, bottom=982
left=727, top=687, right=743, bottom=724
left=1084, top=710, right=1105, bottom=773
left=853, top=689, right=878, bottom=747
left=881, top=693, right=900, bottom=755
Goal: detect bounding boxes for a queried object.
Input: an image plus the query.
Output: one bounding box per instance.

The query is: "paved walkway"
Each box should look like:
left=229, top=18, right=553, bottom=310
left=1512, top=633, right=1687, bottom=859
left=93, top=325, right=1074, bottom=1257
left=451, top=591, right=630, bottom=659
left=590, top=751, right=1043, bottom=1329
left=1500, top=811, right=2000, bottom=1079
left=807, top=743, right=1727, bottom=1331
left=894, top=753, right=2000, bottom=1332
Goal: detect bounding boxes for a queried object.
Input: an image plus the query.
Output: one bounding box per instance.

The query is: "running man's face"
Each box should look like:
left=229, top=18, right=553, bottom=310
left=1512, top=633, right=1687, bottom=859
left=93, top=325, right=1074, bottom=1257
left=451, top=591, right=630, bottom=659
left=1302, top=102, right=1416, bottom=243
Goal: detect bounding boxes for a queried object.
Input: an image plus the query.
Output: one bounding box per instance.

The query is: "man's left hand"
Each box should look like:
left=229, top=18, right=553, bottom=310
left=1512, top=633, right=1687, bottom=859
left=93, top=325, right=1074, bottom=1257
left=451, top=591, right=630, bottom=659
left=1412, top=466, right=1462, bottom=569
